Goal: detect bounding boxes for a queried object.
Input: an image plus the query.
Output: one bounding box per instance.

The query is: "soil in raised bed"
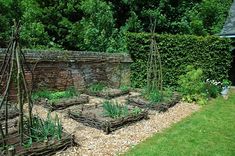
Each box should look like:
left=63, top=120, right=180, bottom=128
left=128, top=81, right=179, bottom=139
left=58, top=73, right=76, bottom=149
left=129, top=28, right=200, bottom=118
left=128, top=92, right=181, bottom=112
left=85, top=88, right=130, bottom=99
left=68, top=104, right=148, bottom=134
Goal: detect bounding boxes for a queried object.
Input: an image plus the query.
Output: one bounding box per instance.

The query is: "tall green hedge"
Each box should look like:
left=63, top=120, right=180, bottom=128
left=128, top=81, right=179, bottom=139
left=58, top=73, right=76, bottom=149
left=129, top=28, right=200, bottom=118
left=127, top=33, right=232, bottom=88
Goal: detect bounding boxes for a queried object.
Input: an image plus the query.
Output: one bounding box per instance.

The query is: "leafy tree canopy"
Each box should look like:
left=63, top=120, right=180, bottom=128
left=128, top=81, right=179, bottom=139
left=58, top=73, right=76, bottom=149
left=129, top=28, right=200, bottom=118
left=0, top=0, right=232, bottom=51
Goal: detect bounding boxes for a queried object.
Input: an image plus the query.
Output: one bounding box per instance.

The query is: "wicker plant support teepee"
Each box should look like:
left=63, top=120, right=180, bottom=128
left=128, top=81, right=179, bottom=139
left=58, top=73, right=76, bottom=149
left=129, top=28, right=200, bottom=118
left=0, top=20, right=33, bottom=145
left=146, top=18, right=163, bottom=92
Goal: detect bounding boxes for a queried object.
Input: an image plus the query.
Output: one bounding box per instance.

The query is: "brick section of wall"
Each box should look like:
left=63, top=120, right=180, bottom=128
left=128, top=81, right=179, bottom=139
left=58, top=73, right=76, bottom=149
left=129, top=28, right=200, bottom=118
left=0, top=49, right=132, bottom=98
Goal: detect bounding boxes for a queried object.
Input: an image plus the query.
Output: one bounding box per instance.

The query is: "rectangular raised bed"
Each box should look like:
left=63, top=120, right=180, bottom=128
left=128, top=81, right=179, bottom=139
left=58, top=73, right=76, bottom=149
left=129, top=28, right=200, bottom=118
left=68, top=105, right=148, bottom=134
left=36, top=95, right=89, bottom=111
left=0, top=131, right=75, bottom=156
left=128, top=93, right=181, bottom=112
left=85, top=88, right=129, bottom=99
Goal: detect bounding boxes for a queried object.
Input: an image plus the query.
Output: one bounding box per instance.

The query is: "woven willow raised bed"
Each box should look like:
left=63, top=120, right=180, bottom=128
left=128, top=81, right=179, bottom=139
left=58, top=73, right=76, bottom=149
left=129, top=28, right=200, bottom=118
left=128, top=93, right=181, bottom=112
left=0, top=131, right=75, bottom=156
left=68, top=105, right=148, bottom=134
left=36, top=95, right=89, bottom=111
left=85, top=88, right=129, bottom=99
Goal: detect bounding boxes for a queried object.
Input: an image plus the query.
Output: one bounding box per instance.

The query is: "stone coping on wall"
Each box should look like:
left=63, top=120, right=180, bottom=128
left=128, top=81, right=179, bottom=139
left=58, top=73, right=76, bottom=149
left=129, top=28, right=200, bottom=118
left=0, top=48, right=133, bottom=63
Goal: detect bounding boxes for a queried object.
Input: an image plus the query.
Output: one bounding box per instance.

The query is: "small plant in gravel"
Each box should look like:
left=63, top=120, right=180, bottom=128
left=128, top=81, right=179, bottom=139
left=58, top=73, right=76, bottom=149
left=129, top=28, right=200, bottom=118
left=88, top=82, right=107, bottom=93
left=32, top=87, right=79, bottom=104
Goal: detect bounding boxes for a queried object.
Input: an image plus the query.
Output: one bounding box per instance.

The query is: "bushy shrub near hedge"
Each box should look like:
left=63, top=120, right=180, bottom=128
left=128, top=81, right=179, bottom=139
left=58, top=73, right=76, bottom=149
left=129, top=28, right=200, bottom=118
left=127, top=33, right=232, bottom=88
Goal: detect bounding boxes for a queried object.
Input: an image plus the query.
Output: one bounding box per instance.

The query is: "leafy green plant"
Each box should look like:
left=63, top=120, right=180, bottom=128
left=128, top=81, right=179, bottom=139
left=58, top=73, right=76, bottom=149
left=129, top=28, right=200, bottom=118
left=23, top=112, right=62, bottom=147
left=141, top=87, right=163, bottom=103
left=102, top=101, right=142, bottom=119
left=102, top=101, right=129, bottom=119
left=205, top=79, right=221, bottom=98
left=178, top=66, right=207, bottom=105
left=88, top=83, right=107, bottom=93
left=222, top=79, right=231, bottom=87
left=32, top=87, right=79, bottom=104
left=131, top=107, right=142, bottom=115
left=119, top=85, right=130, bottom=92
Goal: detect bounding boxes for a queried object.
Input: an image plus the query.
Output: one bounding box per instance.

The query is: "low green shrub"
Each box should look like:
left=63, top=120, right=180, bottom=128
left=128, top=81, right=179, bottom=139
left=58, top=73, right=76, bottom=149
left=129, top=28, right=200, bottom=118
left=178, top=66, right=207, bottom=105
left=205, top=79, right=221, bottom=98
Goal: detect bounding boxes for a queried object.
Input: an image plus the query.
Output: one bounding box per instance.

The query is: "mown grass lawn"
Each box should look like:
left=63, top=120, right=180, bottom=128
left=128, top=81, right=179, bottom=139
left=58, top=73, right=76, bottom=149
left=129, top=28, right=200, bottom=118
left=125, top=90, right=235, bottom=156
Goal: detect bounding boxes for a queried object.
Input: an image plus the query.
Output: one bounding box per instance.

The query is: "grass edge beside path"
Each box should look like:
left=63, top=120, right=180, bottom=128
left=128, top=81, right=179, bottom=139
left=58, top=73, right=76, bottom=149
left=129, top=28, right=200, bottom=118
left=124, top=90, right=235, bottom=156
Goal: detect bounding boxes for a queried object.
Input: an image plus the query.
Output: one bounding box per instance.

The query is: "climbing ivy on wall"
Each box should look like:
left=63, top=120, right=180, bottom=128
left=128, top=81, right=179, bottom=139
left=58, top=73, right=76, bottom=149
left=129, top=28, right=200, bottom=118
left=127, top=33, right=232, bottom=88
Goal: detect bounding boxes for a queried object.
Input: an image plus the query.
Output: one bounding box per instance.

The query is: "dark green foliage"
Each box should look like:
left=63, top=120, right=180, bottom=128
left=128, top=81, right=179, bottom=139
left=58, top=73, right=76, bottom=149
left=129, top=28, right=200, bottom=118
left=32, top=87, right=79, bottom=103
left=0, top=0, right=232, bottom=50
left=142, top=87, right=162, bottom=103
left=88, top=83, right=107, bottom=93
left=205, top=83, right=221, bottom=98
left=127, top=33, right=232, bottom=88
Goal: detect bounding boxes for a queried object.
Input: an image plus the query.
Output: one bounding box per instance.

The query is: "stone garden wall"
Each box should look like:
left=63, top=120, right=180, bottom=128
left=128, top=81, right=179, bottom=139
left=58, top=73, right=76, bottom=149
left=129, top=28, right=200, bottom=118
left=0, top=49, right=132, bottom=98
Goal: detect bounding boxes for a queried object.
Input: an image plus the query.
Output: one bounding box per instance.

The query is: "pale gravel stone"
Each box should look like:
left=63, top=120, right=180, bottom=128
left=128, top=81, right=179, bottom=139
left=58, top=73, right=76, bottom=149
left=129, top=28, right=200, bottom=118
left=31, top=92, right=200, bottom=156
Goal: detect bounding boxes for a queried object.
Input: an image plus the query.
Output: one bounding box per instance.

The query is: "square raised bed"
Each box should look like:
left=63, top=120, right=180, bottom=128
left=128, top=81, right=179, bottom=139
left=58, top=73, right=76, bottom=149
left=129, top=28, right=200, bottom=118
left=68, top=104, right=148, bottom=134
left=128, top=92, right=181, bottom=112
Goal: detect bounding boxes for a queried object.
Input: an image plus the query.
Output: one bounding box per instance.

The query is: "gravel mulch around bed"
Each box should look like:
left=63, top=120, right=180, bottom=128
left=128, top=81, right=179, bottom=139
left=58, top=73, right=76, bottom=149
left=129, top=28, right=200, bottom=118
left=31, top=92, right=200, bottom=156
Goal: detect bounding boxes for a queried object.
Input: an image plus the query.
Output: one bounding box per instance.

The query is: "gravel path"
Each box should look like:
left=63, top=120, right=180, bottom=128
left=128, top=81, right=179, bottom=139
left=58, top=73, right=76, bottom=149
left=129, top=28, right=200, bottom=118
left=32, top=93, right=200, bottom=156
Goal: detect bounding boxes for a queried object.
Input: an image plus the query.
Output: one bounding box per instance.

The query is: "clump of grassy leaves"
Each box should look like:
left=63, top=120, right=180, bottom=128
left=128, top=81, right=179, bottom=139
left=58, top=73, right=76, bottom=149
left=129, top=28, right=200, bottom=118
left=23, top=112, right=62, bottom=148
left=102, top=101, right=142, bottom=119
left=141, top=87, right=174, bottom=104
left=32, top=87, right=79, bottom=104
left=88, top=82, right=107, bottom=93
